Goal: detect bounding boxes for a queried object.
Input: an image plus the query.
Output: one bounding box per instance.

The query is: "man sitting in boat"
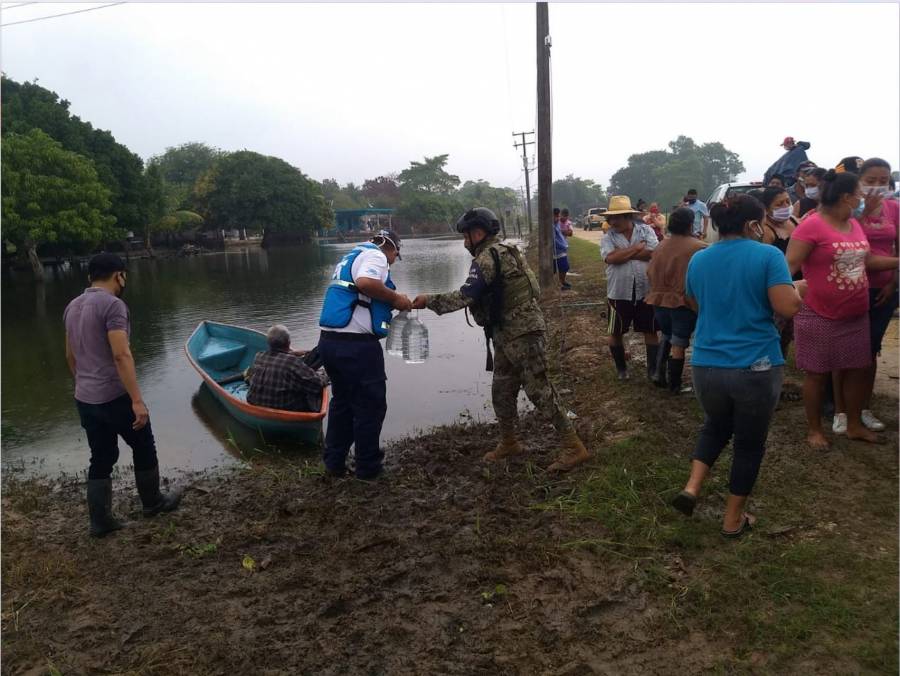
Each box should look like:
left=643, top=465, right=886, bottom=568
left=246, top=324, right=328, bottom=412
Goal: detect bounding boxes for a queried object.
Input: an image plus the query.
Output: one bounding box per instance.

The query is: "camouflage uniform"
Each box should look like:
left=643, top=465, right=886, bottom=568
left=426, top=235, right=573, bottom=437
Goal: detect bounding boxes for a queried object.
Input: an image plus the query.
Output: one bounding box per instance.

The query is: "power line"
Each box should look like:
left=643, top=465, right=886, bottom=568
left=1, top=2, right=38, bottom=10
left=1, top=2, right=125, bottom=28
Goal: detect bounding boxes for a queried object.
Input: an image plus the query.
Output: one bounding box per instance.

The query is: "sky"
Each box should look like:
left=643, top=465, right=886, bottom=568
left=2, top=2, right=899, bottom=196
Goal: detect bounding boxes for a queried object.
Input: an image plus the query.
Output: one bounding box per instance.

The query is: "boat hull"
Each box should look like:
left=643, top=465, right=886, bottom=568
left=185, top=321, right=327, bottom=443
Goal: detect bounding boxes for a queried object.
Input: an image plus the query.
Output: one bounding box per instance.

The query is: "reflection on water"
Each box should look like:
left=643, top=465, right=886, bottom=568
left=2, top=238, right=502, bottom=475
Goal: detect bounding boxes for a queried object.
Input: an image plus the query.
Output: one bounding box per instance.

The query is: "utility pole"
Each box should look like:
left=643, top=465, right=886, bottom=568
left=518, top=187, right=532, bottom=233
left=536, top=2, right=554, bottom=290
left=513, top=130, right=534, bottom=233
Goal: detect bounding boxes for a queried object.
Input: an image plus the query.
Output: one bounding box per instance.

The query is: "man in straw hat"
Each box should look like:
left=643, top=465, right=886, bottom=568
left=600, top=196, right=661, bottom=381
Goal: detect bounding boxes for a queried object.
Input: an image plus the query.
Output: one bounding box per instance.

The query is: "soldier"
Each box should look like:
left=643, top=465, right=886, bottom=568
left=412, top=208, right=590, bottom=472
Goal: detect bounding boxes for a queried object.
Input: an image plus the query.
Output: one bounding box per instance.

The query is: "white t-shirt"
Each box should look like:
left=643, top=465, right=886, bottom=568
left=320, top=248, right=390, bottom=334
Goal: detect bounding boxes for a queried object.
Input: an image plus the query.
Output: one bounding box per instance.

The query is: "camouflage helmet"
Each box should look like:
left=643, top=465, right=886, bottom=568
left=455, top=207, right=501, bottom=236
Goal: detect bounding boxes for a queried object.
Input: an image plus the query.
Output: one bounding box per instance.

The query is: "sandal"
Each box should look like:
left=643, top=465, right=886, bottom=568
left=671, top=490, right=697, bottom=517
left=721, top=514, right=755, bottom=539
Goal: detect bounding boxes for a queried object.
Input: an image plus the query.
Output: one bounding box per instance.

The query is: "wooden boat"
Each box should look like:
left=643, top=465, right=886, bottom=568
left=185, top=321, right=328, bottom=442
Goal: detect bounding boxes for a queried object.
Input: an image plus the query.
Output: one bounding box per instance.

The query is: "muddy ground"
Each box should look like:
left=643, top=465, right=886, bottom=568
left=2, top=238, right=898, bottom=675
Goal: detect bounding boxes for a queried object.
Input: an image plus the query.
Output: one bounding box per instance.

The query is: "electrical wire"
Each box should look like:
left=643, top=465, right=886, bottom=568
left=1, top=2, right=38, bottom=10
left=1, top=2, right=125, bottom=27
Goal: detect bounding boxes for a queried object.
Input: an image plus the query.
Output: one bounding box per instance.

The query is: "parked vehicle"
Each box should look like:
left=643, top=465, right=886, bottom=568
left=582, top=207, right=608, bottom=231
left=705, top=182, right=763, bottom=210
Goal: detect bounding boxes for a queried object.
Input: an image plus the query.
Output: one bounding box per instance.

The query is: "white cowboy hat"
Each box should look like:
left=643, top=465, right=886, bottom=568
left=604, top=195, right=642, bottom=216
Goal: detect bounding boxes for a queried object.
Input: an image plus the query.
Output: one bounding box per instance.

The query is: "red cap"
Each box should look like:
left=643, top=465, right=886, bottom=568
left=781, top=136, right=795, bottom=147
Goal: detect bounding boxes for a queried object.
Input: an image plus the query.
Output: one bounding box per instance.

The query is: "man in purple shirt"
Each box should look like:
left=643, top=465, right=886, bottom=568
left=64, top=253, right=181, bottom=537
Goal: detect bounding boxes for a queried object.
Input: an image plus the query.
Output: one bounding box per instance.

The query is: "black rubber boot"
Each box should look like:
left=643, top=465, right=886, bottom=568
left=652, top=339, right=671, bottom=388
left=668, top=358, right=685, bottom=394
left=87, top=479, right=125, bottom=538
left=645, top=344, right=660, bottom=381
left=135, top=465, right=183, bottom=517
left=609, top=345, right=629, bottom=380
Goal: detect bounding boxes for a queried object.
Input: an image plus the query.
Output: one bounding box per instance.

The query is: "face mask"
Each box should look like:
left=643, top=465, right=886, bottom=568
left=804, top=186, right=819, bottom=199
left=115, top=273, right=127, bottom=298
left=861, top=185, right=892, bottom=198
left=771, top=206, right=792, bottom=221
left=687, top=198, right=697, bottom=204
left=852, top=199, right=865, bottom=218
left=750, top=222, right=764, bottom=241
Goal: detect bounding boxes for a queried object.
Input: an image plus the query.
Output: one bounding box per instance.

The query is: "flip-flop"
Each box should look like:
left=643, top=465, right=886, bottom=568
left=721, top=514, right=754, bottom=539
left=671, top=490, right=697, bottom=517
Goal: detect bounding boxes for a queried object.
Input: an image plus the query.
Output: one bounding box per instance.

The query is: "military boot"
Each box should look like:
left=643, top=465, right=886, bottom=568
left=548, top=430, right=591, bottom=473
left=135, top=465, right=183, bottom=517
left=483, top=427, right=524, bottom=462
left=87, top=479, right=125, bottom=538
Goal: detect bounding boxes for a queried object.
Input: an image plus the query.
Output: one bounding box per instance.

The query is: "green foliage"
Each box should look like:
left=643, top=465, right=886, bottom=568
left=457, top=180, right=519, bottom=217
left=394, top=191, right=461, bottom=231
left=362, top=175, right=401, bottom=209
left=550, top=174, right=607, bottom=217
left=398, top=154, right=460, bottom=194
left=156, top=210, right=204, bottom=234
left=194, top=151, right=331, bottom=236
left=608, top=135, right=744, bottom=209
left=147, top=142, right=224, bottom=212
left=1, top=76, right=148, bottom=234
left=1, top=129, right=117, bottom=251
left=319, top=178, right=366, bottom=210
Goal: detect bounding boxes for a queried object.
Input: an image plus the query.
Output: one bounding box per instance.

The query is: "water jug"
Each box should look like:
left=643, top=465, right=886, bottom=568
left=386, top=311, right=408, bottom=357
left=402, top=315, right=429, bottom=364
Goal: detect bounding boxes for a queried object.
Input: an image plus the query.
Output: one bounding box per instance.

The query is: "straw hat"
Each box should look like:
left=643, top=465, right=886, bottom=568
left=604, top=195, right=642, bottom=216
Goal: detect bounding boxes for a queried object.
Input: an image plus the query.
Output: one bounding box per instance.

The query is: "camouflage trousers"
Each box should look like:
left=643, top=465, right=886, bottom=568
left=491, top=332, right=573, bottom=436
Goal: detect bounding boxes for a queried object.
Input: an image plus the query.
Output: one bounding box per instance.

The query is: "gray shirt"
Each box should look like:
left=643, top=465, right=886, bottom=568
left=600, top=222, right=659, bottom=301
left=63, top=287, right=130, bottom=404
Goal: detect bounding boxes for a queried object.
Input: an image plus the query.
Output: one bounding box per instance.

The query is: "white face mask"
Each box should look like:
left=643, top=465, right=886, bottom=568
left=804, top=186, right=819, bottom=199
left=861, top=185, right=892, bottom=198
left=771, top=206, right=792, bottom=221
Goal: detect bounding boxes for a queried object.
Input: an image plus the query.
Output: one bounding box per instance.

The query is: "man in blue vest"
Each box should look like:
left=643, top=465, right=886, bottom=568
left=318, top=230, right=412, bottom=479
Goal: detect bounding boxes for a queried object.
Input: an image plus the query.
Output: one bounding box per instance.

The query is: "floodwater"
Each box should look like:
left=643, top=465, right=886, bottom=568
left=1, top=238, right=509, bottom=476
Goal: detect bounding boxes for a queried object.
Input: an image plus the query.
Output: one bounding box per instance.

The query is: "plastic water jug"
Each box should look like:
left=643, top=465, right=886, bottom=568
left=402, top=315, right=429, bottom=364
left=386, top=311, right=408, bottom=357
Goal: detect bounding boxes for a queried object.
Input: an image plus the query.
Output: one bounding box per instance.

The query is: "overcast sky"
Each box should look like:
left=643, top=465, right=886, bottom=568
left=2, top=2, right=898, bottom=194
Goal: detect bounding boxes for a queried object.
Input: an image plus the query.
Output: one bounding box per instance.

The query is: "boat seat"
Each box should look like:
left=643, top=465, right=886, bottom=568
left=198, top=337, right=247, bottom=372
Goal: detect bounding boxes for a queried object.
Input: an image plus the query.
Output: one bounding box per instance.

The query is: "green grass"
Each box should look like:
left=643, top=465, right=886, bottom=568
left=535, top=233, right=899, bottom=673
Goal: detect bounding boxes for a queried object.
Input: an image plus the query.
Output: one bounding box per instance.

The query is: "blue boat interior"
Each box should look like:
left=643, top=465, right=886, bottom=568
left=187, top=321, right=270, bottom=403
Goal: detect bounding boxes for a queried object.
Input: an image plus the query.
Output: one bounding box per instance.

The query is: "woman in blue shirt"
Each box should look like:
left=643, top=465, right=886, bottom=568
left=671, top=194, right=805, bottom=538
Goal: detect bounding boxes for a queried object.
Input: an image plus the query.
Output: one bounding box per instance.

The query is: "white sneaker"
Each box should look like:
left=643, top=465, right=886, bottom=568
left=861, top=410, right=886, bottom=432
left=832, top=413, right=848, bottom=435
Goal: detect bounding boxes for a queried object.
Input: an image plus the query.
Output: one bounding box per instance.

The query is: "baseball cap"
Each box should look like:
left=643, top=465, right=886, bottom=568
left=88, top=252, right=127, bottom=281
left=781, top=136, right=795, bottom=147
left=373, top=229, right=402, bottom=259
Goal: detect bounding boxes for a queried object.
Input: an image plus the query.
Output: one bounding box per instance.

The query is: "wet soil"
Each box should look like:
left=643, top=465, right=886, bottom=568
left=2, top=237, right=897, bottom=675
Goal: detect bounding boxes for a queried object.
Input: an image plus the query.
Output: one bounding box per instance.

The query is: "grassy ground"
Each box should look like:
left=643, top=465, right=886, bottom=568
left=1, top=236, right=897, bottom=674
left=547, top=237, right=898, bottom=672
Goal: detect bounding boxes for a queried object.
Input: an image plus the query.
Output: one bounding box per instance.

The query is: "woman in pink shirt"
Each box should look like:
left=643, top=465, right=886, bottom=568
left=831, top=158, right=899, bottom=433
left=786, top=169, right=899, bottom=449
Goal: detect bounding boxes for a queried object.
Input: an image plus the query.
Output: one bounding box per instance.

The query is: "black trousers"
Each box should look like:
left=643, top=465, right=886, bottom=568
left=691, top=366, right=783, bottom=496
left=318, top=332, right=387, bottom=479
left=76, top=394, right=158, bottom=480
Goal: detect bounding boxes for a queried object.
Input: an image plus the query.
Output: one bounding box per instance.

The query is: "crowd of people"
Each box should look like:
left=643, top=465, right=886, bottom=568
left=63, top=141, right=896, bottom=542
left=593, top=149, right=898, bottom=537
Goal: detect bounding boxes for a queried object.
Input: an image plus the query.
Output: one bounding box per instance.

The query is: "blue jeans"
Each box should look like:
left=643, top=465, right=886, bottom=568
left=76, top=394, right=158, bottom=480
left=691, top=366, right=783, bottom=496
left=654, top=306, right=697, bottom=347
left=318, top=332, right=387, bottom=479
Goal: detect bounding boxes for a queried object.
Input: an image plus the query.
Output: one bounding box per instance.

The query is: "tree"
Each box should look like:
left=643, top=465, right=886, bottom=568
left=550, top=175, right=607, bottom=218
left=194, top=151, right=331, bottom=243
left=607, top=137, right=745, bottom=208
left=2, top=76, right=149, bottom=236
left=142, top=163, right=166, bottom=253
left=2, top=129, right=116, bottom=280
left=147, top=142, right=224, bottom=212
left=319, top=178, right=365, bottom=210
left=398, top=154, right=460, bottom=194
left=362, top=175, right=401, bottom=209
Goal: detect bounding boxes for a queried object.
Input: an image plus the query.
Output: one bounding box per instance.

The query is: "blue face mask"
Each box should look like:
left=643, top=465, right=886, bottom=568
left=852, top=199, right=865, bottom=218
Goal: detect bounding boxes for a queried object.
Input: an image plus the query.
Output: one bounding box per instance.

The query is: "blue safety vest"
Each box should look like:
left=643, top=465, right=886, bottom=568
left=319, top=243, right=396, bottom=337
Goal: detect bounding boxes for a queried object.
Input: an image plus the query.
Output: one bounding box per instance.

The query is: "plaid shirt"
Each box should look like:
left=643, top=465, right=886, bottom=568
left=246, top=349, right=326, bottom=412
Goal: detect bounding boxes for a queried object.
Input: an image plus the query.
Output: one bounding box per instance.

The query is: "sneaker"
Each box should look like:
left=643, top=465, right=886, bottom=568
left=861, top=410, right=886, bottom=432
left=832, top=413, right=848, bottom=435
left=561, top=282, right=572, bottom=291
